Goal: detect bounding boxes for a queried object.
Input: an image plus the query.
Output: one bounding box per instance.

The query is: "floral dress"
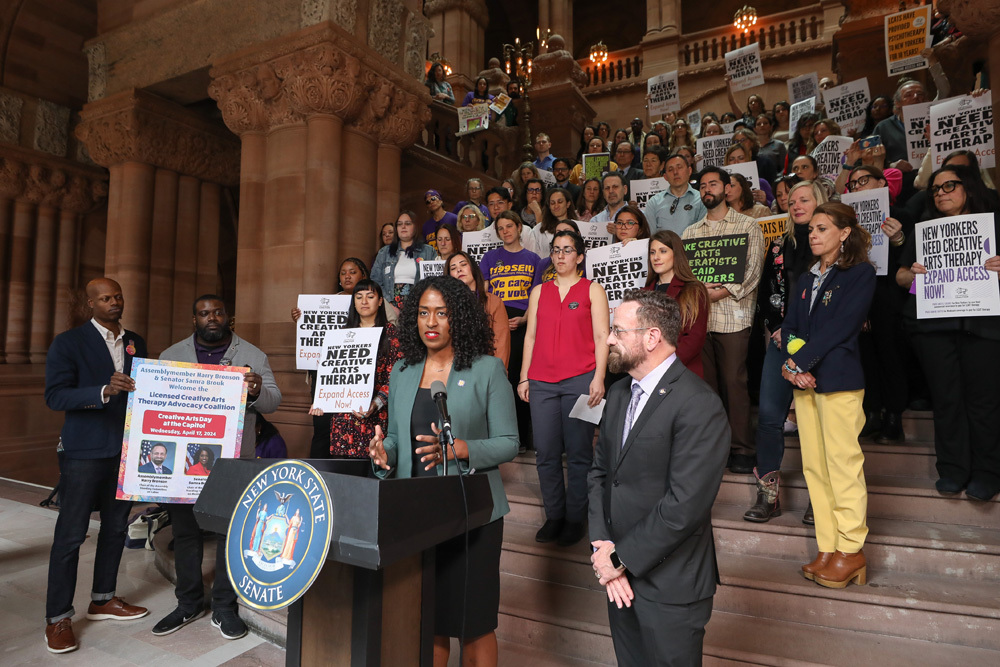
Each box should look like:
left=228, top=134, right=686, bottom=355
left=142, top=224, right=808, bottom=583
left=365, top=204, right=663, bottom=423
left=330, top=323, right=402, bottom=457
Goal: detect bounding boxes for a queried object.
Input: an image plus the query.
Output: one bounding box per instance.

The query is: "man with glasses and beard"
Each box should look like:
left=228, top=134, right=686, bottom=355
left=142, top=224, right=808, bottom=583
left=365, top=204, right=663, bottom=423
left=151, top=295, right=281, bottom=640
left=588, top=290, right=729, bottom=666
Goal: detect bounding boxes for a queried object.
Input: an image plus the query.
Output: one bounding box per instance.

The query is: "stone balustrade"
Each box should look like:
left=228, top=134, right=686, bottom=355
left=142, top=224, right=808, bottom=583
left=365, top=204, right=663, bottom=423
left=578, top=47, right=643, bottom=90
left=418, top=100, right=524, bottom=182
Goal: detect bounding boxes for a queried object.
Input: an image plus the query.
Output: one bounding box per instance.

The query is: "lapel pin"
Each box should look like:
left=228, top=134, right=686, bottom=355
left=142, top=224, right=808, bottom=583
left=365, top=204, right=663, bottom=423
left=658, top=388, right=666, bottom=395
left=125, top=340, right=136, bottom=356
left=458, top=380, right=465, bottom=387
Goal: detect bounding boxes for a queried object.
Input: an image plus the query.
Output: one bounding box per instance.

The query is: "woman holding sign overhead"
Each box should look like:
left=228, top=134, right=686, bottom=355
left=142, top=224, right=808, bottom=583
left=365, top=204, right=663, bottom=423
left=519, top=230, right=610, bottom=547
left=369, top=276, right=518, bottom=667
left=896, top=165, right=1000, bottom=501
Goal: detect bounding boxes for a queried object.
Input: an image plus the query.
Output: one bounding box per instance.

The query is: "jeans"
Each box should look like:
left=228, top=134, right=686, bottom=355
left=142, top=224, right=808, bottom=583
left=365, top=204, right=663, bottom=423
left=46, top=456, right=132, bottom=622
left=166, top=503, right=237, bottom=614
left=754, top=339, right=795, bottom=474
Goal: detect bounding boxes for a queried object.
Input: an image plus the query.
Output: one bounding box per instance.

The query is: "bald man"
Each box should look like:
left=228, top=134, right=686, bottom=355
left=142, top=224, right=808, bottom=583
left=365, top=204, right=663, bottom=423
left=43, top=278, right=149, bottom=653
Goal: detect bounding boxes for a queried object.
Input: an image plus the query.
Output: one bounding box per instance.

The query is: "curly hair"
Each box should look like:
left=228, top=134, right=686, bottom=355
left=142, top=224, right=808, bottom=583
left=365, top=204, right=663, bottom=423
left=397, top=276, right=495, bottom=371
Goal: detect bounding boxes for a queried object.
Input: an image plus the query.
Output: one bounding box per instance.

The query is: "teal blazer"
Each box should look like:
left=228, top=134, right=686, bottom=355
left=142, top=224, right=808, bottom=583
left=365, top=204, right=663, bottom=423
left=376, top=354, right=519, bottom=522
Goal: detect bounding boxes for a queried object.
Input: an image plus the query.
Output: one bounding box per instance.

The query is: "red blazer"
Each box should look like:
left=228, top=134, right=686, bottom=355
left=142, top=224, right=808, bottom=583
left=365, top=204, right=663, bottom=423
left=646, top=276, right=707, bottom=379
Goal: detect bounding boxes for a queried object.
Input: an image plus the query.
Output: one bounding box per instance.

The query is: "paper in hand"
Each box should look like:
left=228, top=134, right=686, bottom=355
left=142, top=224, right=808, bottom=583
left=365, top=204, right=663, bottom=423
left=569, top=394, right=606, bottom=425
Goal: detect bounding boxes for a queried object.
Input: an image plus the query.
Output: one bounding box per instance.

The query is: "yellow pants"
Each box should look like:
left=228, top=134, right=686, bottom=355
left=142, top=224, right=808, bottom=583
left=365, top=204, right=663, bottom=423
left=795, top=388, right=868, bottom=553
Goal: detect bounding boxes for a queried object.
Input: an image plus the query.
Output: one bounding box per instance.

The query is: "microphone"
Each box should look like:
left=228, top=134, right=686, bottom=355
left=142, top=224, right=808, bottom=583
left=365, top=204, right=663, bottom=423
left=430, top=380, right=455, bottom=474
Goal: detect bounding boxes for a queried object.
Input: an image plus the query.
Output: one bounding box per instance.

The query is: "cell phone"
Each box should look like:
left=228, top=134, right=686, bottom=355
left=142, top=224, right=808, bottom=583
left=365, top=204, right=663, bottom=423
left=859, top=136, right=882, bottom=150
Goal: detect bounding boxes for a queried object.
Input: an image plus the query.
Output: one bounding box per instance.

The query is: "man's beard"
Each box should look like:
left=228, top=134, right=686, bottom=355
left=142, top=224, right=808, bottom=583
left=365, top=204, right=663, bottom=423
left=608, top=344, right=640, bottom=374
left=197, top=322, right=230, bottom=343
left=701, top=192, right=724, bottom=209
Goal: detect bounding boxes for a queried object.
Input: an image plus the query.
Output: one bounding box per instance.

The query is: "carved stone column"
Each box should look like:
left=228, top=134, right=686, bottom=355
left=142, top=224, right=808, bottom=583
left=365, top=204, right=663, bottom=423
left=539, top=0, right=574, bottom=54
left=28, top=171, right=67, bottom=364
left=528, top=36, right=597, bottom=161
left=425, top=0, right=489, bottom=87
left=642, top=0, right=682, bottom=74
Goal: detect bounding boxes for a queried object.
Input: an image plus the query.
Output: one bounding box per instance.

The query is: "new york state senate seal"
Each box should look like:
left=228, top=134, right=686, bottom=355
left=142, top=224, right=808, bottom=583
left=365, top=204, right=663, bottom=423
left=225, top=460, right=333, bottom=610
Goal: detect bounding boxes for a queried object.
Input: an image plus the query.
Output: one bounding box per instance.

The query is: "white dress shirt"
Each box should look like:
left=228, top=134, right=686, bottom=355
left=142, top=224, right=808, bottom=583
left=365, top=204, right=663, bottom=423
left=624, top=352, right=677, bottom=435
left=92, top=318, right=125, bottom=404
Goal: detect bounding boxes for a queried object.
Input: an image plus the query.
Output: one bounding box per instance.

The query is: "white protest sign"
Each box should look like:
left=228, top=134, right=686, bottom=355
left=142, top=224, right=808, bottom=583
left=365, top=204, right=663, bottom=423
left=489, top=93, right=511, bottom=115
left=721, top=121, right=738, bottom=134
left=313, top=327, right=383, bottom=412
left=811, top=135, right=854, bottom=180
left=789, top=97, right=816, bottom=135
left=725, top=43, right=764, bottom=92
left=418, top=260, right=446, bottom=280
left=585, top=240, right=650, bottom=317
left=902, top=97, right=959, bottom=164
left=457, top=104, right=490, bottom=135
left=787, top=73, right=819, bottom=104
left=885, top=5, right=933, bottom=76
left=630, top=177, right=668, bottom=212
left=537, top=169, right=557, bottom=186
left=686, top=109, right=702, bottom=137
left=822, top=78, right=870, bottom=136
left=296, top=294, right=351, bottom=370
left=648, top=71, right=680, bottom=115
left=930, top=94, right=995, bottom=169
left=916, top=214, right=1000, bottom=319
left=462, top=227, right=502, bottom=264
left=724, top=162, right=760, bottom=191
left=574, top=219, right=613, bottom=251
left=697, top=133, right=735, bottom=168
left=841, top=187, right=891, bottom=276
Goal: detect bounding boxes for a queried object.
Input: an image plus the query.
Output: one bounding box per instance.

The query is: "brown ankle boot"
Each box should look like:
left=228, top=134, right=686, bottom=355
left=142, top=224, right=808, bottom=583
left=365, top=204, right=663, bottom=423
left=814, top=550, right=867, bottom=588
left=744, top=469, right=781, bottom=523
left=801, top=552, right=833, bottom=581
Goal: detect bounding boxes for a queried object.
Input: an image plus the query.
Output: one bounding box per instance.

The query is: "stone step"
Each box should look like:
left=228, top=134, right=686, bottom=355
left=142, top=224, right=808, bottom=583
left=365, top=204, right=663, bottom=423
left=778, top=437, right=937, bottom=478
left=712, top=503, right=1000, bottom=581
left=785, top=410, right=934, bottom=443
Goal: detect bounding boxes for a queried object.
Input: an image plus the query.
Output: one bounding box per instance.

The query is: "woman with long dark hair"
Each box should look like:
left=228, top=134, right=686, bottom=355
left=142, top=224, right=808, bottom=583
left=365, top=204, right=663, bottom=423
left=575, top=177, right=605, bottom=222
left=782, top=202, right=875, bottom=588
left=447, top=251, right=510, bottom=370
left=425, top=62, right=455, bottom=104
left=371, top=210, right=437, bottom=311
left=525, top=187, right=579, bottom=255
left=369, top=276, right=518, bottom=667
left=786, top=112, right=819, bottom=173
left=461, top=76, right=493, bottom=107
left=612, top=204, right=650, bottom=244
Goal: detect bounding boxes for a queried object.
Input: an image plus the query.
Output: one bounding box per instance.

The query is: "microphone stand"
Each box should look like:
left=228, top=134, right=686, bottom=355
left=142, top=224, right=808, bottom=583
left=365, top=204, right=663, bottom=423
left=438, top=416, right=455, bottom=476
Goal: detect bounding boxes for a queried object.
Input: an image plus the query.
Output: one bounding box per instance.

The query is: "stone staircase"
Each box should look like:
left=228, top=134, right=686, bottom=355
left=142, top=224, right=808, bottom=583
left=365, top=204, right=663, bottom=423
left=497, top=411, right=1000, bottom=665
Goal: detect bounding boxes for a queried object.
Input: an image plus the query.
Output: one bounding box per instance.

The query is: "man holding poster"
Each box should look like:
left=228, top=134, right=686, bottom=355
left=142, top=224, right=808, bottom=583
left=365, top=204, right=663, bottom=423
left=43, top=278, right=149, bottom=654
left=151, top=295, right=281, bottom=640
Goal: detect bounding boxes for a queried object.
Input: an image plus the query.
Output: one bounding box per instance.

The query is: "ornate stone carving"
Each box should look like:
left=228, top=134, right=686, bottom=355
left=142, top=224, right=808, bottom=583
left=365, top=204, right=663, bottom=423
left=22, top=164, right=64, bottom=206
left=938, top=0, right=1000, bottom=40
left=208, top=66, right=276, bottom=135
left=84, top=43, right=107, bottom=103
left=423, top=0, right=489, bottom=28
left=531, top=41, right=589, bottom=90
left=76, top=90, right=241, bottom=186
left=405, top=13, right=433, bottom=81
left=374, top=88, right=431, bottom=147
left=368, top=0, right=404, bottom=64
left=0, top=91, right=23, bottom=144
left=275, top=43, right=366, bottom=120
left=0, top=158, right=25, bottom=200
left=0, top=144, right=106, bottom=206
left=61, top=175, right=98, bottom=213
left=33, top=101, right=71, bottom=157
left=300, top=0, right=326, bottom=27
left=333, top=0, right=358, bottom=33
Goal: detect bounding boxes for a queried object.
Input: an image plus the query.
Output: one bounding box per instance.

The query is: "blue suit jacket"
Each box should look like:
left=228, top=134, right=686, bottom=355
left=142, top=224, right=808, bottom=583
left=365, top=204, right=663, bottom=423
left=783, top=262, right=875, bottom=393
left=138, top=462, right=172, bottom=474
left=45, top=323, right=147, bottom=459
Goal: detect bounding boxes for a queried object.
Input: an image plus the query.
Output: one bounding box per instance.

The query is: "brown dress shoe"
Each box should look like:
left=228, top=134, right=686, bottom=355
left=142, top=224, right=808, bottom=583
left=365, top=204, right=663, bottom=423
left=45, top=618, right=78, bottom=653
left=814, top=550, right=867, bottom=589
left=86, top=596, right=149, bottom=621
left=801, top=552, right=832, bottom=581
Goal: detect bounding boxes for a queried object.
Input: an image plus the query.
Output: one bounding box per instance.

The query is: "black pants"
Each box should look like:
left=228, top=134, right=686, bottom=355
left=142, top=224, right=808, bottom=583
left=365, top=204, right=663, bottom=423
left=913, top=330, right=1000, bottom=486
left=46, top=456, right=132, bottom=621
left=861, top=284, right=908, bottom=414
left=506, top=306, right=532, bottom=447
left=166, top=504, right=237, bottom=614
left=608, top=592, right=713, bottom=666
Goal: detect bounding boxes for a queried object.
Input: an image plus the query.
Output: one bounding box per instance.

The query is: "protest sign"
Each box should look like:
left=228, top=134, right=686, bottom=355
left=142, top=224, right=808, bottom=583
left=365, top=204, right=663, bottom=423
left=789, top=97, right=816, bottom=135
left=462, top=227, right=502, bottom=264
left=721, top=121, right=738, bottom=134
left=117, top=358, right=248, bottom=503
left=723, top=161, right=760, bottom=191
left=683, top=234, right=749, bottom=284
left=725, top=43, right=764, bottom=92
left=902, top=96, right=958, bottom=164
left=757, top=215, right=788, bottom=247
left=885, top=5, right=933, bottom=76
left=787, top=73, right=819, bottom=105
left=915, top=214, right=1000, bottom=319
left=648, top=71, right=680, bottom=115
left=822, top=78, right=870, bottom=136
left=296, top=294, right=351, bottom=370
left=811, top=135, right=854, bottom=179
left=841, top=187, right=891, bottom=276
left=418, top=260, right=447, bottom=280
left=457, top=104, right=490, bottom=135
left=489, top=93, right=511, bottom=115
left=687, top=109, right=702, bottom=137
left=537, top=169, right=557, bottom=185
left=585, top=240, right=649, bottom=314
left=930, top=94, right=995, bottom=169
left=583, top=152, right=612, bottom=180
left=697, top=133, right=735, bottom=167
left=630, top=177, right=668, bottom=212
left=574, top=220, right=613, bottom=251
left=313, top=327, right=383, bottom=412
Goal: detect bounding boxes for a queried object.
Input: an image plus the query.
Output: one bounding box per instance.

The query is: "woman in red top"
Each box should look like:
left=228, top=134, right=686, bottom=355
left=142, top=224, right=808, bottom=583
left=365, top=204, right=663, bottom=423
left=519, top=230, right=610, bottom=547
left=645, top=230, right=709, bottom=378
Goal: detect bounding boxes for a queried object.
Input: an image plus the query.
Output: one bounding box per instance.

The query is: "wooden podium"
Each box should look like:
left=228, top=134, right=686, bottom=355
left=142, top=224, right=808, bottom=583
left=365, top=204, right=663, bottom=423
left=194, top=458, right=494, bottom=666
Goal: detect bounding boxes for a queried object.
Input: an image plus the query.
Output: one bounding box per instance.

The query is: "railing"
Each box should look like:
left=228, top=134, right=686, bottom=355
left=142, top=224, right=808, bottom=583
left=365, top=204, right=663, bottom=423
left=417, top=100, right=525, bottom=181
left=680, top=5, right=825, bottom=70
left=578, top=46, right=643, bottom=89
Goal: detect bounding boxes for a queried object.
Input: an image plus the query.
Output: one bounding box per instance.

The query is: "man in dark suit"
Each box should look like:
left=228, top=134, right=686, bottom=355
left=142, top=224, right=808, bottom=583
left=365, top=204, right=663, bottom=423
left=589, top=290, right=730, bottom=665
left=137, top=443, right=172, bottom=474
left=43, top=278, right=149, bottom=654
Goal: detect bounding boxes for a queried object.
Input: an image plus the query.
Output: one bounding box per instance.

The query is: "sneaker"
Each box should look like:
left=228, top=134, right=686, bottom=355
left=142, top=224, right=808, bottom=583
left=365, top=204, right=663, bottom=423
left=86, top=596, right=149, bottom=621
left=45, top=618, right=78, bottom=654
left=211, top=610, right=248, bottom=640
left=151, top=607, right=206, bottom=636
left=782, top=419, right=798, bottom=435
left=534, top=518, right=564, bottom=543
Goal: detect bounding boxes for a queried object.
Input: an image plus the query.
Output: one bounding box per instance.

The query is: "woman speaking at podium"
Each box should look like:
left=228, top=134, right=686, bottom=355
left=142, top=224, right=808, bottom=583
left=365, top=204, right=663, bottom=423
left=369, top=275, right=519, bottom=666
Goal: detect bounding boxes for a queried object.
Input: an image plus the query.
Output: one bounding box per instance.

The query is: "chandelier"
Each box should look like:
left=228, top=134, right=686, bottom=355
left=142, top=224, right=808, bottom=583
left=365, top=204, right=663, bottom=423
left=589, top=41, right=609, bottom=64
left=733, top=5, right=758, bottom=32
left=428, top=52, right=453, bottom=76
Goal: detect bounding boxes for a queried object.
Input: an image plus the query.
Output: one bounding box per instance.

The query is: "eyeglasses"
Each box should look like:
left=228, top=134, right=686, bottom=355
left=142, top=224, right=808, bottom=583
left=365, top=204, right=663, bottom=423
left=930, top=180, right=963, bottom=197
left=425, top=196, right=440, bottom=204
left=670, top=198, right=681, bottom=215
left=614, top=220, right=638, bottom=228
left=550, top=247, right=577, bottom=256
left=847, top=175, right=873, bottom=192
left=610, top=326, right=651, bottom=338
left=461, top=213, right=479, bottom=219
left=526, top=187, right=542, bottom=194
